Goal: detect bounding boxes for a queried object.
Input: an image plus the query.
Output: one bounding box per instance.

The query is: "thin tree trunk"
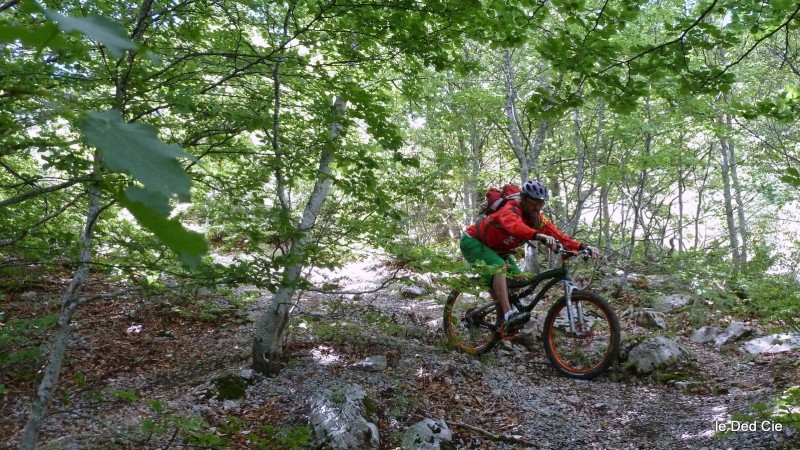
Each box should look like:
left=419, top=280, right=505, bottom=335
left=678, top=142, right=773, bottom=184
left=627, top=98, right=652, bottom=261
left=717, top=48, right=747, bottom=265
left=600, top=136, right=615, bottom=254
left=568, top=107, right=585, bottom=236
left=725, top=109, right=747, bottom=264
left=271, top=12, right=291, bottom=211
left=694, top=147, right=713, bottom=250
left=252, top=95, right=341, bottom=376
left=467, top=126, right=483, bottom=222
left=601, top=183, right=611, bottom=253
left=502, top=50, right=550, bottom=272
left=20, top=2, right=155, bottom=442
left=20, top=176, right=102, bottom=450
left=568, top=101, right=600, bottom=235
left=640, top=97, right=654, bottom=260
left=717, top=114, right=741, bottom=272
left=503, top=50, right=528, bottom=180
left=677, top=134, right=686, bottom=262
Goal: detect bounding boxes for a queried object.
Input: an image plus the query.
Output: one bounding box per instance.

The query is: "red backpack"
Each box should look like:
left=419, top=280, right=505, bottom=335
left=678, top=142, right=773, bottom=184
left=479, top=184, right=521, bottom=216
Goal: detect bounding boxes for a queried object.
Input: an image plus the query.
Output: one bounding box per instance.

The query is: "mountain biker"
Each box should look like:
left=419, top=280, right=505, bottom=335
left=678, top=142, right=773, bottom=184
left=460, top=180, right=599, bottom=332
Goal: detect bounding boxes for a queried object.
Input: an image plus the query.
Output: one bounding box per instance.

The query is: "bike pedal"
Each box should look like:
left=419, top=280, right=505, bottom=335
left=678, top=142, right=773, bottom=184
left=499, top=324, right=521, bottom=340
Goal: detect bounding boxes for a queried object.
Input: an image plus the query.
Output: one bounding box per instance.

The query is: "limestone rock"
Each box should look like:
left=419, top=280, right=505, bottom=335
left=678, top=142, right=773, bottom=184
left=743, top=334, right=800, bottom=354
left=690, top=326, right=721, bottom=344
left=633, top=309, right=667, bottom=330
left=308, top=384, right=380, bottom=450
left=400, top=284, right=427, bottom=298
left=352, top=355, right=388, bottom=372
left=714, top=322, right=752, bottom=348
left=401, top=418, right=452, bottom=450
left=211, top=370, right=249, bottom=400
left=652, top=294, right=692, bottom=312
left=627, top=337, right=688, bottom=375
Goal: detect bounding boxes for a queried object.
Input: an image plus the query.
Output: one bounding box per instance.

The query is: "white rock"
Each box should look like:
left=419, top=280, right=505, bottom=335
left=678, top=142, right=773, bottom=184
left=743, top=334, right=800, bottom=354
left=714, top=322, right=751, bottom=348
left=653, top=294, right=692, bottom=312
left=627, top=337, right=688, bottom=375
left=352, top=355, right=388, bottom=372
left=401, top=418, right=452, bottom=450
left=690, top=326, right=721, bottom=344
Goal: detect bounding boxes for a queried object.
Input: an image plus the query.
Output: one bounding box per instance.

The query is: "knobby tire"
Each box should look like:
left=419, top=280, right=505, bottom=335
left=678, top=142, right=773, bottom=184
left=542, top=291, right=620, bottom=379
left=443, top=290, right=501, bottom=355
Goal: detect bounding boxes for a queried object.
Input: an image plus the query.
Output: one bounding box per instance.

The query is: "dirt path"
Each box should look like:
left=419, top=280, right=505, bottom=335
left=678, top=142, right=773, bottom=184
left=1, top=263, right=798, bottom=449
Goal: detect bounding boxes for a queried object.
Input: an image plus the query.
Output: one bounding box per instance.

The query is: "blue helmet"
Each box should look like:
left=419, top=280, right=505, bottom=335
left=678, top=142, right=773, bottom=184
left=521, top=180, right=549, bottom=201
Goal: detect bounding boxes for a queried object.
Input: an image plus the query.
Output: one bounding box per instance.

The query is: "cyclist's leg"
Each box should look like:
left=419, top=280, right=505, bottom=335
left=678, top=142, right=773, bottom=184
left=497, top=255, right=523, bottom=313
left=459, top=234, right=512, bottom=314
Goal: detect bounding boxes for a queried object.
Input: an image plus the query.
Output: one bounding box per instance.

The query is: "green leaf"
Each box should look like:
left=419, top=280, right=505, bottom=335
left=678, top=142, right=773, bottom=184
left=118, top=194, right=208, bottom=267
left=781, top=168, right=800, bottom=188
left=124, top=185, right=172, bottom=216
left=43, top=10, right=136, bottom=57
left=82, top=110, right=194, bottom=201
left=0, top=24, right=61, bottom=50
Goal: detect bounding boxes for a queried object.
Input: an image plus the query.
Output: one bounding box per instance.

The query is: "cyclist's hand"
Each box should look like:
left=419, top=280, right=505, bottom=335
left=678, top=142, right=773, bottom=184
left=585, top=245, right=600, bottom=259
left=536, top=233, right=558, bottom=251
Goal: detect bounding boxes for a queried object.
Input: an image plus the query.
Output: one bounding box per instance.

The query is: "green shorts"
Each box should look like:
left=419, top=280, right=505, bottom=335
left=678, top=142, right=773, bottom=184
left=460, top=233, right=521, bottom=288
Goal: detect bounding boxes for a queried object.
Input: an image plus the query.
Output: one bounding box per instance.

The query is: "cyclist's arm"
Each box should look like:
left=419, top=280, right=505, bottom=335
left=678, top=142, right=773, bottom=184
left=540, top=215, right=581, bottom=251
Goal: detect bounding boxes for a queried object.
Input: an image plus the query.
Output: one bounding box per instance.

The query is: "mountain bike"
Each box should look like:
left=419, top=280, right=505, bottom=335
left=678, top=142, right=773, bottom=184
left=443, top=245, right=620, bottom=379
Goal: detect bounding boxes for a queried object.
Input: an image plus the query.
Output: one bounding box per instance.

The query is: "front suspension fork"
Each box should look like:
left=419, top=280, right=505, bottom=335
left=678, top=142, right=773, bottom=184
left=563, top=280, right=584, bottom=335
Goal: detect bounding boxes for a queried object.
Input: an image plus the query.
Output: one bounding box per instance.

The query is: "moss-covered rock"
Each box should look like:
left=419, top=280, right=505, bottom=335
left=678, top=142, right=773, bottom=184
left=212, top=371, right=248, bottom=400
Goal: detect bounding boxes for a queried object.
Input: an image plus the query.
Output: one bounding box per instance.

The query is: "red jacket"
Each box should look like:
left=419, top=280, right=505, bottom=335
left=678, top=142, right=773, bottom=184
left=465, top=199, right=581, bottom=255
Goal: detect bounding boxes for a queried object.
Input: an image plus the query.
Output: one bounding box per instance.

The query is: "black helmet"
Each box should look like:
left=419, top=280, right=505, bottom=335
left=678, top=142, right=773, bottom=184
left=521, top=180, right=549, bottom=201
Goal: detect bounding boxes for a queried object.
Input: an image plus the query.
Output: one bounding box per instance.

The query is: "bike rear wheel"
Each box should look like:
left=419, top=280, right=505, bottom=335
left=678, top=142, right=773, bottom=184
left=542, top=291, right=620, bottom=379
left=443, top=289, right=501, bottom=355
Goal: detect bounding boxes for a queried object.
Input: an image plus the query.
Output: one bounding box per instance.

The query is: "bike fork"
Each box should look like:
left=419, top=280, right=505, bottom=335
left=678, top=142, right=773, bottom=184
left=563, top=280, right=584, bottom=334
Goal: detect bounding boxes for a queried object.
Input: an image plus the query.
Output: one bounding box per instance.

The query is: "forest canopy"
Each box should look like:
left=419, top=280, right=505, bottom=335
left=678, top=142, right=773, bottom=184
left=3, top=0, right=800, bottom=447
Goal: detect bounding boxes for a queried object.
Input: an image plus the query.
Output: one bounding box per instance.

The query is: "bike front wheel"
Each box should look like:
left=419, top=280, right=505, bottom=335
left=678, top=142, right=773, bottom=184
left=542, top=291, right=620, bottom=379
left=443, top=289, right=501, bottom=355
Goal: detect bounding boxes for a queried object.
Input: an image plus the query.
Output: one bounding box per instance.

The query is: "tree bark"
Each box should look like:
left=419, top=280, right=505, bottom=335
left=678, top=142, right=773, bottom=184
left=502, top=51, right=552, bottom=272
left=503, top=50, right=528, bottom=180
left=622, top=96, right=652, bottom=273
left=717, top=48, right=747, bottom=265
left=19, top=177, right=102, bottom=450
left=676, top=133, right=686, bottom=262
left=724, top=108, right=748, bottom=264
left=252, top=95, right=341, bottom=376
left=694, top=146, right=713, bottom=250
left=717, top=112, right=741, bottom=272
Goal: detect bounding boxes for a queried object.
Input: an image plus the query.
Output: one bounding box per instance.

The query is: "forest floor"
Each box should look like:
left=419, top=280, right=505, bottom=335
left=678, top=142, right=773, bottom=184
left=1, top=259, right=799, bottom=449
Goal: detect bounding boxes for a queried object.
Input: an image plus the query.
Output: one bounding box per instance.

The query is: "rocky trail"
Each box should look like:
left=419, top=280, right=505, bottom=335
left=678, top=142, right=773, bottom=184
left=1, top=260, right=798, bottom=449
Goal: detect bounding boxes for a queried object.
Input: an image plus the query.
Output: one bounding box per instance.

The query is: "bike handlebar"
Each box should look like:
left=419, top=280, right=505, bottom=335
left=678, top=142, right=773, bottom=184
left=554, top=243, right=593, bottom=260
left=527, top=240, right=594, bottom=260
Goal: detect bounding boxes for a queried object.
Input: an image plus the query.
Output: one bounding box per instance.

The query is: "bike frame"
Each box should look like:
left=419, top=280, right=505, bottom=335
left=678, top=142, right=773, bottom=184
left=506, top=252, right=585, bottom=336
left=459, top=249, right=590, bottom=336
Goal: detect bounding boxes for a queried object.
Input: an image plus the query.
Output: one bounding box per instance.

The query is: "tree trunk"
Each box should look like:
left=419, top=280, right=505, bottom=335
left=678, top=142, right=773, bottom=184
left=620, top=96, right=653, bottom=272
left=567, top=100, right=600, bottom=235
left=694, top=147, right=713, bottom=250
left=460, top=126, right=483, bottom=225
left=717, top=112, right=741, bottom=272
left=502, top=50, right=528, bottom=180
left=567, top=107, right=585, bottom=236
left=600, top=183, right=611, bottom=253
left=252, top=96, right=341, bottom=376
left=676, top=133, right=686, bottom=262
left=502, top=50, right=551, bottom=273
left=20, top=180, right=102, bottom=450
left=724, top=108, right=747, bottom=264
left=717, top=48, right=747, bottom=266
